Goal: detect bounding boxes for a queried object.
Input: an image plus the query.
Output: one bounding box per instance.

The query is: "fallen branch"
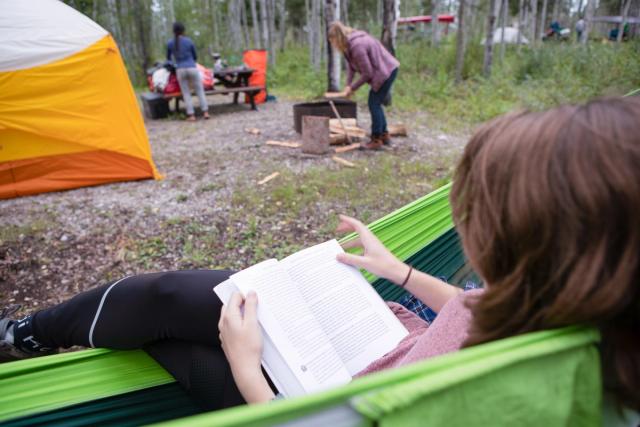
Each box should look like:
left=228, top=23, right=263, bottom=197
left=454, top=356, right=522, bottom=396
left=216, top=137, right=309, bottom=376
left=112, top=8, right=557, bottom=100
left=258, top=172, right=280, bottom=185
left=334, top=143, right=361, bottom=154
left=332, top=156, right=356, bottom=168
left=266, top=140, right=301, bottom=148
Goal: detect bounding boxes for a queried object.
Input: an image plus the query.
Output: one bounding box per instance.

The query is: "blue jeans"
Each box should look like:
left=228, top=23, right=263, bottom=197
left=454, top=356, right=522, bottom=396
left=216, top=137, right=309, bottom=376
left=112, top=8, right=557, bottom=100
left=398, top=279, right=481, bottom=324
left=368, top=68, right=398, bottom=137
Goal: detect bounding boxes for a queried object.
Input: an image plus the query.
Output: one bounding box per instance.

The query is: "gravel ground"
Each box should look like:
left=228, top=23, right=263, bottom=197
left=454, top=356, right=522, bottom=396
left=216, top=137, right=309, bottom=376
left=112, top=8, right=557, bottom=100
left=0, top=98, right=467, bottom=315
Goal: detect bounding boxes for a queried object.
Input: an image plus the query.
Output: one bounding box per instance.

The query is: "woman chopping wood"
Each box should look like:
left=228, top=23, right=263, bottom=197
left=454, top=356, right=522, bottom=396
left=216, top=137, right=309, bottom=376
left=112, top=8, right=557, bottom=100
left=328, top=21, right=399, bottom=150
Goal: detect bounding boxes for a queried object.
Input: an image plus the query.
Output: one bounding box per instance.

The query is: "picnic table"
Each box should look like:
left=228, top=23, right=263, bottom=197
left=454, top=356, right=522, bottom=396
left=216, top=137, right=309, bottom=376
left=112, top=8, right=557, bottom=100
left=139, top=66, right=263, bottom=119
left=169, top=66, right=262, bottom=111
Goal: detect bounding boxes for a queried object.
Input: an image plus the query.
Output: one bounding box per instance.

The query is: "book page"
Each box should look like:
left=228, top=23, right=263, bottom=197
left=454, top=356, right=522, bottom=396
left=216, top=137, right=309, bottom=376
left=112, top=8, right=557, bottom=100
left=229, top=260, right=352, bottom=394
left=214, top=278, right=304, bottom=397
left=280, top=240, right=409, bottom=376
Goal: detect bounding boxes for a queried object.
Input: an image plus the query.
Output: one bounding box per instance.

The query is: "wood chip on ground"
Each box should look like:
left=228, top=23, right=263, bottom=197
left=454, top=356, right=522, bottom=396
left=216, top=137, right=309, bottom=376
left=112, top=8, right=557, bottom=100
left=245, top=127, right=261, bottom=135
left=257, top=171, right=280, bottom=185
left=334, top=143, right=361, bottom=154
left=332, top=156, right=356, bottom=168
left=388, top=124, right=408, bottom=137
left=266, top=140, right=301, bottom=148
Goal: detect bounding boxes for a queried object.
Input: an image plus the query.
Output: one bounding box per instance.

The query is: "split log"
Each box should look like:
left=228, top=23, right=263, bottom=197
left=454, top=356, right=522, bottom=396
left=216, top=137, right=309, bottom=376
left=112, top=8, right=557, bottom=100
left=332, top=156, right=356, bottom=167
left=388, top=123, right=408, bottom=137
left=258, top=171, right=280, bottom=185
left=329, top=133, right=349, bottom=145
left=266, top=140, right=301, bottom=148
left=334, top=143, right=361, bottom=153
left=324, top=91, right=347, bottom=99
left=328, top=100, right=352, bottom=144
left=329, top=124, right=367, bottom=138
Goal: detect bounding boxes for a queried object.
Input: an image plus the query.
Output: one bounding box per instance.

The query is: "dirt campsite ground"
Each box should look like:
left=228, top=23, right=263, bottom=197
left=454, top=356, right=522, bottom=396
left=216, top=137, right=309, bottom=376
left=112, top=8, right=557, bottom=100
left=0, top=98, right=468, bottom=316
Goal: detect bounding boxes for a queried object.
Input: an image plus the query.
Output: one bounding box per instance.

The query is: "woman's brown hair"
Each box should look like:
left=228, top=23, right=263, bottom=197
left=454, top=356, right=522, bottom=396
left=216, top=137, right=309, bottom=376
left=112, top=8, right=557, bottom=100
left=451, top=97, right=640, bottom=411
left=328, top=21, right=355, bottom=53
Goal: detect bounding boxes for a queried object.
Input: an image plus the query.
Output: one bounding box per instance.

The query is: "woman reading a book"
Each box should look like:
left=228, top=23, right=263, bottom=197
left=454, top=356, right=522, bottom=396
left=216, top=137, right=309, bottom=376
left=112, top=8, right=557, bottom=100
left=1, top=97, right=638, bottom=420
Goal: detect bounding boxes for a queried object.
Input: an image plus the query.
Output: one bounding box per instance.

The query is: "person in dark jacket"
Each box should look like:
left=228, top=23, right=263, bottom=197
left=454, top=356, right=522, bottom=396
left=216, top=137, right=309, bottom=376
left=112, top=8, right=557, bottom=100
left=328, top=21, right=399, bottom=150
left=167, top=22, right=209, bottom=121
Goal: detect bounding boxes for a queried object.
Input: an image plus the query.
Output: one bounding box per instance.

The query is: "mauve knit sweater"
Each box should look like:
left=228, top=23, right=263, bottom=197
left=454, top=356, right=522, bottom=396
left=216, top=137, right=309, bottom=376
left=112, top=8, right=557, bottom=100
left=356, top=289, right=482, bottom=377
left=345, top=31, right=400, bottom=92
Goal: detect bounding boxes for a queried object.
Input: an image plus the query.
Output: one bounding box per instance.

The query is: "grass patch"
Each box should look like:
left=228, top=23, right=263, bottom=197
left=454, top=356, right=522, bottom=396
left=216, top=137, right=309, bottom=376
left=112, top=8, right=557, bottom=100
left=0, top=213, right=58, bottom=245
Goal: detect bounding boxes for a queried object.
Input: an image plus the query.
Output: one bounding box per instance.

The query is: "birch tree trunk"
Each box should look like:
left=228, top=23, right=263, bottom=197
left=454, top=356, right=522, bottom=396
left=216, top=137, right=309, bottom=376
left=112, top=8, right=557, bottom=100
left=617, top=0, right=631, bottom=42
left=310, top=0, right=322, bottom=70
left=325, top=0, right=341, bottom=91
left=430, top=0, right=440, bottom=47
left=241, top=0, right=251, bottom=49
left=454, top=0, right=466, bottom=83
left=529, top=0, right=538, bottom=43
left=381, top=0, right=398, bottom=55
left=259, top=0, right=270, bottom=51
left=167, top=0, right=176, bottom=35
left=552, top=0, right=559, bottom=22
left=207, top=0, right=220, bottom=49
left=92, top=0, right=99, bottom=21
left=229, top=0, right=244, bottom=52
left=538, top=0, right=548, bottom=40
left=133, top=0, right=152, bottom=74
left=268, top=0, right=277, bottom=64
left=250, top=0, right=261, bottom=48
left=483, top=0, right=498, bottom=77
left=518, top=0, right=528, bottom=45
left=341, top=0, right=350, bottom=25
left=582, top=0, right=594, bottom=43
left=306, top=0, right=312, bottom=52
left=106, top=0, right=122, bottom=43
left=278, top=0, right=287, bottom=51
left=499, top=0, right=507, bottom=61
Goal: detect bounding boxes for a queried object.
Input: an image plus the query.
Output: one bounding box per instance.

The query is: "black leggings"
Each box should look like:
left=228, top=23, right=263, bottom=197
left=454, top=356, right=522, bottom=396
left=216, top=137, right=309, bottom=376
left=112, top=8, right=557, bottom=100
left=31, top=270, right=247, bottom=410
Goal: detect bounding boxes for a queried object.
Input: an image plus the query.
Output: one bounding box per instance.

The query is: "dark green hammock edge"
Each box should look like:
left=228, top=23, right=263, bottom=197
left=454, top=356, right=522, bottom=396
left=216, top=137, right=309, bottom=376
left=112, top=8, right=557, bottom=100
left=1, top=384, right=200, bottom=427
left=0, top=228, right=471, bottom=427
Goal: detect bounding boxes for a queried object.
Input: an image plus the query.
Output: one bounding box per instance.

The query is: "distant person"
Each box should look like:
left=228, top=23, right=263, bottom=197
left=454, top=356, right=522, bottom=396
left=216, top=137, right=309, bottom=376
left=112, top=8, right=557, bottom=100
left=167, top=22, right=209, bottom=121
left=328, top=22, right=399, bottom=150
left=575, top=18, right=585, bottom=42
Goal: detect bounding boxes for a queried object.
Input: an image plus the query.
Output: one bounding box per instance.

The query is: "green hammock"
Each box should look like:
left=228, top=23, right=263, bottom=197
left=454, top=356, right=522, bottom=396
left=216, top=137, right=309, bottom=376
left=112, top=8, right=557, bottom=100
left=0, top=183, right=602, bottom=426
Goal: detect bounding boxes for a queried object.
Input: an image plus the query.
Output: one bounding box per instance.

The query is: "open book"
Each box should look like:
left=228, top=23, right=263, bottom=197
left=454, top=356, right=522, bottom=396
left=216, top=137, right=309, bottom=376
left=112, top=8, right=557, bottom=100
left=214, top=240, right=408, bottom=398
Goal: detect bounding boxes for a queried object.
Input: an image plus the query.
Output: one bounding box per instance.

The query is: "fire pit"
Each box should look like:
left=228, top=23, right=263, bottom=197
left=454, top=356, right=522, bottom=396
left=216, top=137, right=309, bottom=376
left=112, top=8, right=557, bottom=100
left=293, top=100, right=357, bottom=133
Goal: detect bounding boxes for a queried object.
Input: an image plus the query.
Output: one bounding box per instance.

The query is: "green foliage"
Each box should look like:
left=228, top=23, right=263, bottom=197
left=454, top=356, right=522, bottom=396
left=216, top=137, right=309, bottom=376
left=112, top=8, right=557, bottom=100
left=269, top=46, right=328, bottom=99
left=272, top=38, right=640, bottom=131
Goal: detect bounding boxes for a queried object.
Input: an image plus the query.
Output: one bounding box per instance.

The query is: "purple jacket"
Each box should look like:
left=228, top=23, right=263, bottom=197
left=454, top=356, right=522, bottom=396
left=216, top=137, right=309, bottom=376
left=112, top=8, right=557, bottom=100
left=345, top=31, right=399, bottom=92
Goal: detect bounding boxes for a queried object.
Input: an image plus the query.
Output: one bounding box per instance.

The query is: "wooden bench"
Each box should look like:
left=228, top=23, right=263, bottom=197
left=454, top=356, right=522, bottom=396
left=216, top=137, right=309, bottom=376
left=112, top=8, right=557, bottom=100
left=164, top=85, right=264, bottom=112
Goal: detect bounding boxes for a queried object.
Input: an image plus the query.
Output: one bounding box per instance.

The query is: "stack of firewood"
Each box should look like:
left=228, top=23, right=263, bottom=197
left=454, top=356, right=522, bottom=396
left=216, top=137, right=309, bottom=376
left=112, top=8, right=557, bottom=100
left=329, top=119, right=408, bottom=144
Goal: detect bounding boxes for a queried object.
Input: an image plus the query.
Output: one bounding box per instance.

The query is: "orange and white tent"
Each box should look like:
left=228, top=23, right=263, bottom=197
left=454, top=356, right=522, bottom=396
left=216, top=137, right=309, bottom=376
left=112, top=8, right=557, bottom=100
left=0, top=0, right=161, bottom=199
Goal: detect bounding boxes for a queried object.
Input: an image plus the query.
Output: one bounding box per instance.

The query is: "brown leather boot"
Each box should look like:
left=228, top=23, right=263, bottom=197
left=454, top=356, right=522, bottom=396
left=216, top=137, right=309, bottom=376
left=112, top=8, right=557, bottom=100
left=381, top=131, right=392, bottom=146
left=360, top=136, right=383, bottom=150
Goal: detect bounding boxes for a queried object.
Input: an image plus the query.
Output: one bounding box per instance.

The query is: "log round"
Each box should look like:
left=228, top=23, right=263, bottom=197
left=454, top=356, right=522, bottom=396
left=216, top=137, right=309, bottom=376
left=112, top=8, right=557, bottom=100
left=293, top=100, right=357, bottom=133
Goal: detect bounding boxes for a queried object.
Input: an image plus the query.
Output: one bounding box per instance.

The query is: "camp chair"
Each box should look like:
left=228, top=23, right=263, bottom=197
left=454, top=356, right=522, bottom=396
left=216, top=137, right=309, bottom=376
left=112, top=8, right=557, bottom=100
left=0, top=184, right=601, bottom=426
